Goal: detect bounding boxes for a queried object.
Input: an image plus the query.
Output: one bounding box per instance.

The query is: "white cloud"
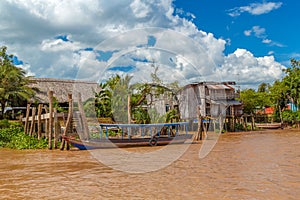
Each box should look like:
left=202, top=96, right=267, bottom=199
left=0, top=0, right=287, bottom=89
left=244, top=30, right=252, bottom=36
left=268, top=51, right=274, bottom=55
left=244, top=26, right=266, bottom=38
left=228, top=2, right=283, bottom=17
left=218, top=48, right=286, bottom=88
left=130, top=0, right=151, bottom=18
left=252, top=26, right=266, bottom=38
left=244, top=26, right=283, bottom=47
left=262, top=39, right=272, bottom=44
left=40, top=35, right=82, bottom=52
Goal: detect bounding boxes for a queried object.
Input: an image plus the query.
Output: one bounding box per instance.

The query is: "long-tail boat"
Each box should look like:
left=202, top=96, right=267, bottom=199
left=63, top=122, right=193, bottom=150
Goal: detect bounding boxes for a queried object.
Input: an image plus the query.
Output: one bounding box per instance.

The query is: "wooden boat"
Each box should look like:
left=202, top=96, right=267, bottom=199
left=255, top=123, right=282, bottom=129
left=63, top=134, right=194, bottom=150
left=64, top=122, right=193, bottom=150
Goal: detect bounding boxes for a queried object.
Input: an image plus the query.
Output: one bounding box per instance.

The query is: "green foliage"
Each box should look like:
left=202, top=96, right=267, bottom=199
left=83, top=98, right=97, bottom=117
left=0, top=119, right=10, bottom=129
left=0, top=125, right=48, bottom=149
left=94, top=64, right=180, bottom=124
left=165, top=108, right=179, bottom=123
left=8, top=131, right=48, bottom=149
left=282, top=58, right=300, bottom=108
left=0, top=46, right=36, bottom=119
left=52, top=96, right=67, bottom=113
left=281, top=110, right=300, bottom=123
left=239, top=88, right=270, bottom=114
left=132, top=107, right=150, bottom=124
left=95, top=82, right=112, bottom=118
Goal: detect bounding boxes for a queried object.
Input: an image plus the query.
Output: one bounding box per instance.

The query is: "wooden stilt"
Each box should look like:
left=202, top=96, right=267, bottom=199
left=24, top=103, right=31, bottom=134
left=48, top=90, right=54, bottom=150
left=29, top=107, right=36, bottom=136
left=37, top=104, right=43, bottom=140
left=53, top=108, right=58, bottom=149
left=60, top=94, right=72, bottom=150
left=197, top=105, right=203, bottom=140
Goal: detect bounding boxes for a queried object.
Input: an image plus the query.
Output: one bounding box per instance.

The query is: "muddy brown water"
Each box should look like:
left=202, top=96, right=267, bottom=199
left=0, top=129, right=299, bottom=199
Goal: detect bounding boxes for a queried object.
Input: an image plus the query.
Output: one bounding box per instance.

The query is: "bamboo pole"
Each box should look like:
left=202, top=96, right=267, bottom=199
left=60, top=94, right=72, bottom=150
left=48, top=90, right=54, bottom=150
left=77, top=93, right=89, bottom=140
left=29, top=107, right=36, bottom=136
left=37, top=104, right=43, bottom=140
left=24, top=103, right=31, bottom=134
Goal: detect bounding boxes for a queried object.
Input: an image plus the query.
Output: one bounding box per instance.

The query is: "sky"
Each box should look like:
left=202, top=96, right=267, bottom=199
left=0, top=0, right=299, bottom=89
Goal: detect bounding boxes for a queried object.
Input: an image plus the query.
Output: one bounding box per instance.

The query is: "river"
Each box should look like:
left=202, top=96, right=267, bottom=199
left=0, top=129, right=299, bottom=199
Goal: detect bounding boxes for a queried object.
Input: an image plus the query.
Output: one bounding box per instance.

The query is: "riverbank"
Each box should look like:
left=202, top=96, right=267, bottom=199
left=0, top=128, right=299, bottom=199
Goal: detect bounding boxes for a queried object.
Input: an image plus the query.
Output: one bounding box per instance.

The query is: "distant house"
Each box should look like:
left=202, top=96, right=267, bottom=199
left=177, top=82, right=242, bottom=120
left=145, top=82, right=242, bottom=122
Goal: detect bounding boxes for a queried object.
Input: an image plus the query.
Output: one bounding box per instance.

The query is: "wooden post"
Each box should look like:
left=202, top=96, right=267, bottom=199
left=48, top=90, right=54, bottom=150
left=60, top=94, right=72, bottom=150
left=78, top=93, right=89, bottom=140
left=29, top=107, right=36, bottom=136
left=24, top=103, right=31, bottom=134
left=128, top=93, right=131, bottom=124
left=44, top=105, right=49, bottom=139
left=127, top=93, right=131, bottom=136
left=37, top=104, right=43, bottom=140
left=197, top=105, right=203, bottom=140
left=251, top=114, right=255, bottom=130
left=230, top=106, right=235, bottom=132
left=53, top=108, right=58, bottom=149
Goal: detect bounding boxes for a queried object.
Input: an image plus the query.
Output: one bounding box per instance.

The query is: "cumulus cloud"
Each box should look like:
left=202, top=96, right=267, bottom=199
left=228, top=2, right=283, bottom=17
left=0, top=0, right=286, bottom=88
left=218, top=49, right=286, bottom=88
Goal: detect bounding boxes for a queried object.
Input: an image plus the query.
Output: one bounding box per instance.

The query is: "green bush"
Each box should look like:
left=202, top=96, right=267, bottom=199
left=0, top=119, right=10, bottom=129
left=282, top=110, right=297, bottom=123
left=8, top=132, right=48, bottom=149
left=0, top=127, right=48, bottom=149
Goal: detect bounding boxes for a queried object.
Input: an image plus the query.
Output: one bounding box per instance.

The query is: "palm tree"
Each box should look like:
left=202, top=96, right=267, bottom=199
left=0, top=46, right=35, bottom=119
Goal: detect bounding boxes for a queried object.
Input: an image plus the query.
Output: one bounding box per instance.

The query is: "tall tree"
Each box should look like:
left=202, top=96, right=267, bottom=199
left=0, top=46, right=35, bottom=118
left=282, top=58, right=300, bottom=109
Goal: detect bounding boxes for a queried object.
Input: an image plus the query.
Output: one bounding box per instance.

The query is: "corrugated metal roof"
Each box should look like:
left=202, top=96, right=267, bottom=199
left=206, top=84, right=231, bottom=90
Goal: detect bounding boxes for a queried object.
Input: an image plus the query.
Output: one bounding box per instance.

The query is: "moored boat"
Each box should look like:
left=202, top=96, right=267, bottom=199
left=64, top=122, right=192, bottom=150
left=63, top=134, right=194, bottom=150
left=255, top=123, right=282, bottom=129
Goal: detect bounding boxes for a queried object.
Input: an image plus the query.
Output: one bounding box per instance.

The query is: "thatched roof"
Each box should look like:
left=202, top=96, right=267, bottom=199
left=29, top=78, right=100, bottom=103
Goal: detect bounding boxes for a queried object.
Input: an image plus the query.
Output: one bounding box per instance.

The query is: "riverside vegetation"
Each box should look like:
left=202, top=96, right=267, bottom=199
left=0, top=120, right=48, bottom=149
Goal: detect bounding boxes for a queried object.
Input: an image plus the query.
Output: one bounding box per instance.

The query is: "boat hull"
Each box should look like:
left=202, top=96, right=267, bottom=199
left=64, top=134, right=194, bottom=150
left=255, top=123, right=282, bottom=129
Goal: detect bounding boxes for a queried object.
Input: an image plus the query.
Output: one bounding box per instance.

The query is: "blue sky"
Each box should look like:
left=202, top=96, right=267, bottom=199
left=175, top=0, right=300, bottom=65
left=0, top=0, right=297, bottom=88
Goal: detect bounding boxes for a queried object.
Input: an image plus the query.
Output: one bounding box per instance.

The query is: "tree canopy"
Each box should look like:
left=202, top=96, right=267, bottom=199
left=0, top=46, right=35, bottom=118
left=239, top=58, right=300, bottom=123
